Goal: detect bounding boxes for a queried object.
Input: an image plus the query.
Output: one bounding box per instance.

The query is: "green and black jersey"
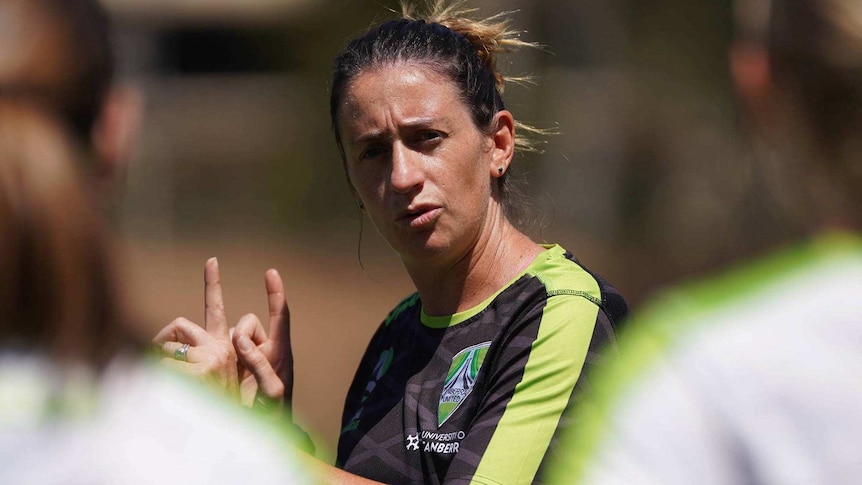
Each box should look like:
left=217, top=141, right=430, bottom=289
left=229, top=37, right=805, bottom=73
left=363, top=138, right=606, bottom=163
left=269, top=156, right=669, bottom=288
left=337, top=244, right=627, bottom=484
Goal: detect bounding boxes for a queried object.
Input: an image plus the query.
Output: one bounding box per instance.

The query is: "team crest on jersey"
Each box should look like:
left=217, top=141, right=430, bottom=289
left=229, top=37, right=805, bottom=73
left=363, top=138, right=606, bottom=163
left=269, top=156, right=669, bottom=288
left=438, top=342, right=491, bottom=426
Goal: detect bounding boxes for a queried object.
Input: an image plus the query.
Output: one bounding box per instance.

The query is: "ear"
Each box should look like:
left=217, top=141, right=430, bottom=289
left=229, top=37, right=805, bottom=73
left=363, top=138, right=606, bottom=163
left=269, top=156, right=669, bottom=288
left=730, top=41, right=774, bottom=130
left=91, top=84, right=144, bottom=182
left=488, top=109, right=515, bottom=178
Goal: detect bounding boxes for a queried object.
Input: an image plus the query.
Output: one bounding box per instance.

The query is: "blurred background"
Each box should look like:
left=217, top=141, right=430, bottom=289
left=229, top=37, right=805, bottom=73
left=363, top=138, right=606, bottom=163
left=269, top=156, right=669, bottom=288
left=106, top=0, right=799, bottom=460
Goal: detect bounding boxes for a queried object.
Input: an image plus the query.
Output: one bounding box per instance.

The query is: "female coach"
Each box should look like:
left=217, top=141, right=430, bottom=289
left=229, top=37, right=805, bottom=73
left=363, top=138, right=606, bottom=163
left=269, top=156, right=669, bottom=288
left=154, top=2, right=627, bottom=483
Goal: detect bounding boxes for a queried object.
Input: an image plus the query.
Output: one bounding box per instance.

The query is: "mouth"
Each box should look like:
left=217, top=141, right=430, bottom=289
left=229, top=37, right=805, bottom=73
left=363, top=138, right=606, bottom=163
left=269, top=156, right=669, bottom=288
left=397, top=205, right=443, bottom=229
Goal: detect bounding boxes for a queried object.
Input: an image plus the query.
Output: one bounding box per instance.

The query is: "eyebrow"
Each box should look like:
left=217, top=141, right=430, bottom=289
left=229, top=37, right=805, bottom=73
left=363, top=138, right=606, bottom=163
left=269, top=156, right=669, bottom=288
left=351, top=129, right=388, bottom=146
left=348, top=117, right=449, bottom=146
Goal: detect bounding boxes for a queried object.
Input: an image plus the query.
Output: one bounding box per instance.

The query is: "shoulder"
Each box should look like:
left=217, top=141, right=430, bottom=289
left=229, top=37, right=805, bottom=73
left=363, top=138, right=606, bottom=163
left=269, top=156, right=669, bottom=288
left=550, top=233, right=862, bottom=483
left=358, top=293, right=421, bottom=350
left=94, top=362, right=310, bottom=484
left=382, top=292, right=421, bottom=328
left=357, top=293, right=421, bottom=359
left=484, top=245, right=626, bottom=361
left=0, top=358, right=312, bottom=485
left=630, top=232, right=862, bottom=358
left=526, top=245, right=601, bottom=300
left=524, top=244, right=628, bottom=324
left=625, top=234, right=862, bottom=394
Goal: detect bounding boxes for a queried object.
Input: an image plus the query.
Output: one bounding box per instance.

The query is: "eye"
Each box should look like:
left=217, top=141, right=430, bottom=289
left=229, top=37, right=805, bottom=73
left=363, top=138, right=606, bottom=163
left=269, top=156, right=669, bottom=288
left=359, top=144, right=389, bottom=161
left=417, top=130, right=444, bottom=142
left=411, top=130, right=446, bottom=151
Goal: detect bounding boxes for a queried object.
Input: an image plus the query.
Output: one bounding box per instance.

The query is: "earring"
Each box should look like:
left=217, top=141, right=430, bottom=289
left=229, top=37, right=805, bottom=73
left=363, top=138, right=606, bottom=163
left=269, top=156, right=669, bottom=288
left=498, top=167, right=504, bottom=175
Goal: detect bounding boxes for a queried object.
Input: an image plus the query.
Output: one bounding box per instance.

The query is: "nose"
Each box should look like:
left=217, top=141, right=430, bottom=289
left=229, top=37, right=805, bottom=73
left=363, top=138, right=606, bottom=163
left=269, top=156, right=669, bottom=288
left=389, top=143, right=424, bottom=194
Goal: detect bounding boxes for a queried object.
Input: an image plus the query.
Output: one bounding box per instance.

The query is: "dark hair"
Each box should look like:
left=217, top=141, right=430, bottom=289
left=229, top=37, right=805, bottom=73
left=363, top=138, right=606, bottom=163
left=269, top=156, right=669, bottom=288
left=331, top=19, right=504, bottom=154
left=0, top=0, right=114, bottom=142
left=329, top=1, right=539, bottom=227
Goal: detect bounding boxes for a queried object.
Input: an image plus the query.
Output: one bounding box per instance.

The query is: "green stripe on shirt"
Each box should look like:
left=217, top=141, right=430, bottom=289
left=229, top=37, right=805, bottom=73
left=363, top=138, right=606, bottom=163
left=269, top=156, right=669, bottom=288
left=471, top=292, right=600, bottom=483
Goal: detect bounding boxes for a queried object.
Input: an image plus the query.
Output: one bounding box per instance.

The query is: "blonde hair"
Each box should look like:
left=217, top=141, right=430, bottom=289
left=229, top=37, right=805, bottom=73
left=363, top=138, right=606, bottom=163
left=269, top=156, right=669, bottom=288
left=401, top=1, right=535, bottom=90
left=400, top=0, right=547, bottom=151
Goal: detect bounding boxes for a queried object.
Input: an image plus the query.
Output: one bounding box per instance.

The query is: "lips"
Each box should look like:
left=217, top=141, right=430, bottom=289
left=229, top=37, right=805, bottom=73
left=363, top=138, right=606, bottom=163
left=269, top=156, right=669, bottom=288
left=398, top=205, right=443, bottom=229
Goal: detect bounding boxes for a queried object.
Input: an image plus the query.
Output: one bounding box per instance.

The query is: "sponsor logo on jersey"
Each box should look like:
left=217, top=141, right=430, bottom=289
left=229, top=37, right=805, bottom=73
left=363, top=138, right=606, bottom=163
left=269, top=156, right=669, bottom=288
left=438, top=341, right=491, bottom=426
left=405, top=430, right=466, bottom=454
left=405, top=433, right=420, bottom=451
left=421, top=430, right=465, bottom=454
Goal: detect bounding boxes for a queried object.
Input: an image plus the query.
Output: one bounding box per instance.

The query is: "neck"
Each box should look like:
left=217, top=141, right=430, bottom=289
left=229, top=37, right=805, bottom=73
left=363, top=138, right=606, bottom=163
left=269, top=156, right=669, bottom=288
left=403, top=213, right=542, bottom=316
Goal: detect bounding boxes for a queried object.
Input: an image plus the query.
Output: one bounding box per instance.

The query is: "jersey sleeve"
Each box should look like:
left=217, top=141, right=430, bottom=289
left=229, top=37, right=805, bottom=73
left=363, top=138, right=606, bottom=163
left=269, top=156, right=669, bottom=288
left=339, top=321, right=388, bottom=432
left=443, top=294, right=603, bottom=484
left=340, top=293, right=418, bottom=433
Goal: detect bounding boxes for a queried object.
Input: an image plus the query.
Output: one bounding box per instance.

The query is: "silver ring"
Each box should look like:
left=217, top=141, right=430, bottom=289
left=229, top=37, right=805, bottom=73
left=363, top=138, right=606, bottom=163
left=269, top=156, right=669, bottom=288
left=173, top=343, right=190, bottom=362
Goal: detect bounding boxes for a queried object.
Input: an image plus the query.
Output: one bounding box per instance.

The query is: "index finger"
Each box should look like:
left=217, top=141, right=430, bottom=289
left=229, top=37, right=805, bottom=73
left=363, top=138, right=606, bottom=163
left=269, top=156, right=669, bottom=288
left=204, top=257, right=229, bottom=337
left=265, top=268, right=290, bottom=344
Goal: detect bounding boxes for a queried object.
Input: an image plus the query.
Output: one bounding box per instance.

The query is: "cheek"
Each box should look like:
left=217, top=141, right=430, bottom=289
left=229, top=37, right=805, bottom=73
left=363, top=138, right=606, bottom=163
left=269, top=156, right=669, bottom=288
left=347, top=165, right=384, bottom=203
left=461, top=143, right=493, bottom=190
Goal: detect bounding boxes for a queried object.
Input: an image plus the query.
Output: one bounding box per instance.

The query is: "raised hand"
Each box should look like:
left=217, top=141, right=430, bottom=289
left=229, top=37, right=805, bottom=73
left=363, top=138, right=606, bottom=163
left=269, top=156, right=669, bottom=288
left=233, top=268, right=294, bottom=412
left=153, top=257, right=240, bottom=399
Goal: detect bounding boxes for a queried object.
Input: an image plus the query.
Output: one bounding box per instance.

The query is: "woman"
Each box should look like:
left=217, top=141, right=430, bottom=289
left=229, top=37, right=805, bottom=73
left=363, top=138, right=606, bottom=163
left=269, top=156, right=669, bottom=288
left=548, top=0, right=862, bottom=483
left=156, top=2, right=627, bottom=483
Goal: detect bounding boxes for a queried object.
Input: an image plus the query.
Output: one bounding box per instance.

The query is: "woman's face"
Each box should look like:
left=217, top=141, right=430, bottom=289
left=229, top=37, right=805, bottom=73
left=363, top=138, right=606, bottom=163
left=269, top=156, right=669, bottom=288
left=337, top=64, right=508, bottom=263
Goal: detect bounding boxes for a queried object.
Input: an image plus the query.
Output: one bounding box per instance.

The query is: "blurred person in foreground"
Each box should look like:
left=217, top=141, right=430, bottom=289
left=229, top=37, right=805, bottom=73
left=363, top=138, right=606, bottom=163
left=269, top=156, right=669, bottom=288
left=153, top=1, right=627, bottom=483
left=0, top=98, right=308, bottom=485
left=0, top=0, right=310, bottom=483
left=548, top=0, right=862, bottom=483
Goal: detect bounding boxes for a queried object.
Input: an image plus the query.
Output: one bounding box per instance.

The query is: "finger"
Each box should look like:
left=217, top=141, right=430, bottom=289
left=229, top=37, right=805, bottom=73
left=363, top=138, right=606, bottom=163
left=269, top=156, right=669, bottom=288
left=235, top=334, right=285, bottom=402
left=265, top=269, right=290, bottom=344
left=159, top=342, right=200, bottom=363
left=234, top=313, right=268, bottom=346
left=234, top=313, right=271, bottom=406
left=204, top=257, right=229, bottom=337
left=152, top=317, right=210, bottom=346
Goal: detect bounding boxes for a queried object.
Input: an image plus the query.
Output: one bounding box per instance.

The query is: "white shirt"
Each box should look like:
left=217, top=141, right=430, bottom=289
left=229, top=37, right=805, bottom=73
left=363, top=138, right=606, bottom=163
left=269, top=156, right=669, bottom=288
left=0, top=355, right=311, bottom=485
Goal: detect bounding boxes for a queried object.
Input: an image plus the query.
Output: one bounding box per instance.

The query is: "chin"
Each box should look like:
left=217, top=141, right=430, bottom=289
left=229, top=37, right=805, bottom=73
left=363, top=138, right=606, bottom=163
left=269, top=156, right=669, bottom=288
left=390, top=232, right=454, bottom=263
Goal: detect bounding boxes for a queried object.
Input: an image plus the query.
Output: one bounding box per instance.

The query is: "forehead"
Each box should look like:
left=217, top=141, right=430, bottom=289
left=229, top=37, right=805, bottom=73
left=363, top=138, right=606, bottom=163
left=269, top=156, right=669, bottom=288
left=337, top=63, right=469, bottom=137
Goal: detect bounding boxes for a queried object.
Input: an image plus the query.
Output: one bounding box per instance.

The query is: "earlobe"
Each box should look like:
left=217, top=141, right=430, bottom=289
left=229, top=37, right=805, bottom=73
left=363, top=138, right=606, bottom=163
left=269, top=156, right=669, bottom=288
left=489, top=110, right=515, bottom=178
